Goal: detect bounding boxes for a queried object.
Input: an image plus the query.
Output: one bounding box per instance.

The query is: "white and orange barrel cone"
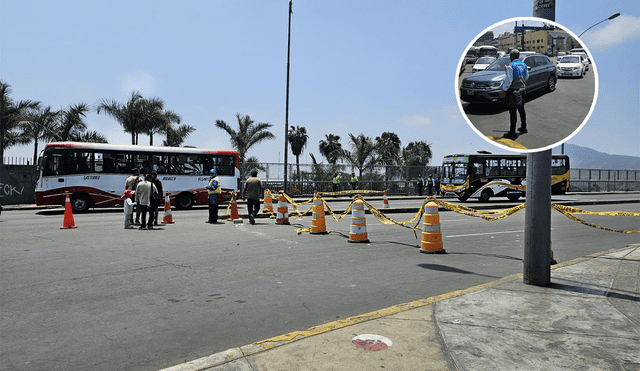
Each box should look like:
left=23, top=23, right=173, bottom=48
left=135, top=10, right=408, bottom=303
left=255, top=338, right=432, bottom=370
left=383, top=190, right=389, bottom=208
left=276, top=191, right=290, bottom=225
left=263, top=190, right=274, bottom=214
left=161, top=194, right=175, bottom=224
left=60, top=193, right=78, bottom=229
left=227, top=192, right=241, bottom=222
left=348, top=195, right=369, bottom=243
left=420, top=197, right=445, bottom=254
left=310, top=193, right=328, bottom=234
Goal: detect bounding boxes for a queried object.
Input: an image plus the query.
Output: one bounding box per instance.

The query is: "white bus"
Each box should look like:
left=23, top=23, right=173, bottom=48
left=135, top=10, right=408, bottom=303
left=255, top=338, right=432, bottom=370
left=35, top=142, right=240, bottom=212
left=477, top=45, right=498, bottom=58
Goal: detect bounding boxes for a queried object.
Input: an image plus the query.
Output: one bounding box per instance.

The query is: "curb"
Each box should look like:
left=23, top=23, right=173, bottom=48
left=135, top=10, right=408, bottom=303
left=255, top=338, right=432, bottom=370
left=159, top=244, right=638, bottom=371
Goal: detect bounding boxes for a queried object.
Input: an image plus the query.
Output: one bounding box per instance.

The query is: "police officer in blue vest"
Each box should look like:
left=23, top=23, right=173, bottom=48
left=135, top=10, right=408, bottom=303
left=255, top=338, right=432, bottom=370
left=502, top=49, right=529, bottom=139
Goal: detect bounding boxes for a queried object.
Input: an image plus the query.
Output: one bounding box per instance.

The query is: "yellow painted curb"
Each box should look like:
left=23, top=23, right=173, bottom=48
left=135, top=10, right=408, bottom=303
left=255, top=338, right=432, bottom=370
left=487, top=136, right=528, bottom=150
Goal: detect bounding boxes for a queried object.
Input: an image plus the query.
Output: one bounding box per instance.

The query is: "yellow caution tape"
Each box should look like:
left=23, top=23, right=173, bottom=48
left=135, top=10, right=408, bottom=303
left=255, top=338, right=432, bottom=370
left=318, top=190, right=385, bottom=197
left=437, top=200, right=526, bottom=220
left=487, top=136, right=528, bottom=149
left=551, top=204, right=639, bottom=233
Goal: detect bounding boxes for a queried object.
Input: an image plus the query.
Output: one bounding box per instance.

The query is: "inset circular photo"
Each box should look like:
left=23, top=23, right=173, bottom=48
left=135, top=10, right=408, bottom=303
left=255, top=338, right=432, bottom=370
left=456, top=17, right=598, bottom=152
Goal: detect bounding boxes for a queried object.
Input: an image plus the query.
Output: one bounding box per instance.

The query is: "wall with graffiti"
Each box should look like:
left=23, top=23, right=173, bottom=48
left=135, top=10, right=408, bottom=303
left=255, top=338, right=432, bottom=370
left=0, top=165, right=38, bottom=205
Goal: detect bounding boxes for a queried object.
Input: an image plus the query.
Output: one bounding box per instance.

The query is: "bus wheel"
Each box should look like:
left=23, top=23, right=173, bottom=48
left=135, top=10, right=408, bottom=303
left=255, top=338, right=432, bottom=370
left=175, top=193, right=195, bottom=209
left=507, top=194, right=520, bottom=201
left=71, top=194, right=92, bottom=213
left=479, top=189, right=492, bottom=202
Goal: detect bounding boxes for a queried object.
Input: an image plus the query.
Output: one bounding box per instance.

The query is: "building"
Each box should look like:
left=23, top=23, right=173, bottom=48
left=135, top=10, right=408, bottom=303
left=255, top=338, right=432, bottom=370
left=497, top=29, right=573, bottom=56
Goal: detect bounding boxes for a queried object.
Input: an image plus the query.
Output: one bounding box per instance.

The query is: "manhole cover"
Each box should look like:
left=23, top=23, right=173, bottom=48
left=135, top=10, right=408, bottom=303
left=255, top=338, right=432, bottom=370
left=351, top=334, right=393, bottom=351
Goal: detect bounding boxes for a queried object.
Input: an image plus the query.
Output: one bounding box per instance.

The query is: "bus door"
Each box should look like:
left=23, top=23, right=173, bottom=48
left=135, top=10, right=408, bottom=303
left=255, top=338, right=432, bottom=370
left=42, top=151, right=67, bottom=189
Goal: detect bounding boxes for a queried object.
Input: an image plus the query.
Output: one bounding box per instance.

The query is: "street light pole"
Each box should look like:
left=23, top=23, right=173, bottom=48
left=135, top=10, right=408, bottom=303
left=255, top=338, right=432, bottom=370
left=283, top=0, right=292, bottom=193
left=579, top=13, right=620, bottom=37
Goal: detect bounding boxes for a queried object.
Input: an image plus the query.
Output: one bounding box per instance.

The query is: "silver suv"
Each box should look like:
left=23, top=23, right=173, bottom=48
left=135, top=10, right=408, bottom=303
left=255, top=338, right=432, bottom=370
left=460, top=54, right=557, bottom=104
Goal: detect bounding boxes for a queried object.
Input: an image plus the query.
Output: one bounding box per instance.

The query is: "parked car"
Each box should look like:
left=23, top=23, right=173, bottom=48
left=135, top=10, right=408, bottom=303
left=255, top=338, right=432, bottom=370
left=459, top=54, right=557, bottom=104
left=556, top=55, right=586, bottom=78
left=472, top=57, right=497, bottom=73
left=557, top=51, right=566, bottom=57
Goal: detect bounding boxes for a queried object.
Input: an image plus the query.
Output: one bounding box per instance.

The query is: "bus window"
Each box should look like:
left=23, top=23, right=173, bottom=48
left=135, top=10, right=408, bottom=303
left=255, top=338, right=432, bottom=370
left=43, top=152, right=65, bottom=176
left=485, top=159, right=499, bottom=176
left=552, top=158, right=567, bottom=175
left=472, top=162, right=484, bottom=176
left=500, top=159, right=519, bottom=176
left=210, top=154, right=235, bottom=176
left=517, top=159, right=526, bottom=176
left=184, top=154, right=204, bottom=175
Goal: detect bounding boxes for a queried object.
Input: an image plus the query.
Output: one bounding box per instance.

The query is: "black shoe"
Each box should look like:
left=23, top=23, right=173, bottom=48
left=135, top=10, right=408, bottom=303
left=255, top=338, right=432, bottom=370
left=518, top=127, right=528, bottom=133
left=249, top=214, right=255, bottom=224
left=503, top=132, right=518, bottom=139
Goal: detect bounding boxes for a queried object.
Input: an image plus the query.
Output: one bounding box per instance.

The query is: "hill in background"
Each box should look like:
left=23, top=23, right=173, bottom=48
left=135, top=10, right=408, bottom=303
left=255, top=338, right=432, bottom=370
left=555, top=144, right=640, bottom=170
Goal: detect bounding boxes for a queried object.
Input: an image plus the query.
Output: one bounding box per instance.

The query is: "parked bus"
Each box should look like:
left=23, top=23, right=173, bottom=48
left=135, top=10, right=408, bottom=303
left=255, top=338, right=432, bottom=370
left=440, top=153, right=569, bottom=202
left=35, top=142, right=240, bottom=212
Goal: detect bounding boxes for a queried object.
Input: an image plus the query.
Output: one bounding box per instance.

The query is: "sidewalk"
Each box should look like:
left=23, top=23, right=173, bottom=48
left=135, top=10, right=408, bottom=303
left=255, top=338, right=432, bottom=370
left=163, top=244, right=640, bottom=371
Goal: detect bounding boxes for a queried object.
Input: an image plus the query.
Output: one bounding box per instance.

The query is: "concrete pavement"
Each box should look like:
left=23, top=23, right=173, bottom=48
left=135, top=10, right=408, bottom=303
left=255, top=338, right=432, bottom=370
left=162, top=244, right=640, bottom=371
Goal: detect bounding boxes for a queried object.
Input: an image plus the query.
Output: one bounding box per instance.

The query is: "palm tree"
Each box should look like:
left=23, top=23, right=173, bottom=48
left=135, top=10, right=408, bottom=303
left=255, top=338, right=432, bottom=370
left=375, top=132, right=402, bottom=181
left=288, top=125, right=308, bottom=181
left=402, top=140, right=433, bottom=179
left=0, top=81, right=40, bottom=164
left=318, top=133, right=342, bottom=164
left=55, top=103, right=90, bottom=141
left=96, top=91, right=145, bottom=145
left=215, top=113, right=275, bottom=163
left=69, top=131, right=108, bottom=143
left=139, top=97, right=182, bottom=146
left=162, top=123, right=196, bottom=147
left=18, top=106, right=60, bottom=164
left=343, top=133, right=376, bottom=178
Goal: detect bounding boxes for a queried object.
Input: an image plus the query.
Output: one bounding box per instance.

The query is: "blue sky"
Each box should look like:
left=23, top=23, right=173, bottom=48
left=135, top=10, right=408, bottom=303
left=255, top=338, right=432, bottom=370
left=2, top=0, right=639, bottom=166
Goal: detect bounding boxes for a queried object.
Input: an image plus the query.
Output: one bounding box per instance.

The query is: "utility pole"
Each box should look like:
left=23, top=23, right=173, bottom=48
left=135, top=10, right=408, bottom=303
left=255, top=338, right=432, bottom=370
left=524, top=0, right=556, bottom=286
left=283, top=0, right=292, bottom=193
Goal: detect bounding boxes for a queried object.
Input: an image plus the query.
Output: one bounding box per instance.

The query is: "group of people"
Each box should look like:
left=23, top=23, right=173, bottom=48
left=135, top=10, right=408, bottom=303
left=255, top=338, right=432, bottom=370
left=122, top=168, right=163, bottom=230
left=205, top=168, right=264, bottom=225
left=416, top=174, right=440, bottom=197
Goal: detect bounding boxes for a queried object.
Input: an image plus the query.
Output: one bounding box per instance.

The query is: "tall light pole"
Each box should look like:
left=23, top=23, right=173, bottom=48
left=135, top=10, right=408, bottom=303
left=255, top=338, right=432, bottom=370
left=579, top=13, right=620, bottom=37
left=283, top=0, right=292, bottom=193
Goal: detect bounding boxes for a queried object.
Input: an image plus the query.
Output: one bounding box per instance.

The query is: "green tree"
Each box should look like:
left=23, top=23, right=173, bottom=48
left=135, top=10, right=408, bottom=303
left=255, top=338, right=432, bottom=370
left=343, top=133, right=376, bottom=178
left=215, top=113, right=275, bottom=179
left=54, top=103, right=91, bottom=141
left=0, top=81, right=40, bottom=164
left=288, top=125, right=308, bottom=181
left=96, top=91, right=145, bottom=145
left=139, top=97, right=182, bottom=146
left=402, top=140, right=432, bottom=179
left=375, top=132, right=402, bottom=181
left=318, top=133, right=342, bottom=164
left=18, top=106, right=60, bottom=164
left=162, top=123, right=196, bottom=147
left=69, top=131, right=108, bottom=143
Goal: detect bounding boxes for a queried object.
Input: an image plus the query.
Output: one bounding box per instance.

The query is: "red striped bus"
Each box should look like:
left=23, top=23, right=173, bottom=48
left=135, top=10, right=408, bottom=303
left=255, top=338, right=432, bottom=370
left=35, top=142, right=240, bottom=212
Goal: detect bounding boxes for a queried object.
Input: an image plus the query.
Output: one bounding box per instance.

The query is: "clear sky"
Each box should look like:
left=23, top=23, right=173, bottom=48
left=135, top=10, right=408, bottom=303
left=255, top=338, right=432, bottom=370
left=2, top=0, right=639, bottom=167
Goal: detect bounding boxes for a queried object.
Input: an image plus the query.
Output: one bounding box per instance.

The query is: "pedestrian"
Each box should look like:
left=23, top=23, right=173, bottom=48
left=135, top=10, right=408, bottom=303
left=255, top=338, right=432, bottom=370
left=416, top=174, right=425, bottom=196
left=350, top=172, right=359, bottom=191
left=125, top=168, right=143, bottom=225
left=149, top=171, right=163, bottom=225
left=205, top=169, right=221, bottom=224
left=427, top=175, right=434, bottom=196
left=121, top=189, right=136, bottom=229
left=502, top=49, right=529, bottom=139
left=243, top=169, right=264, bottom=225
left=435, top=177, right=441, bottom=197
left=332, top=172, right=340, bottom=196
left=135, top=174, right=158, bottom=230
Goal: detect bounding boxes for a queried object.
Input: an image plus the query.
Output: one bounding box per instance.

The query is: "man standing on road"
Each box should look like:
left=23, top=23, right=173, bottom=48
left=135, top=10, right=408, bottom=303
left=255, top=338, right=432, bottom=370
left=135, top=174, right=158, bottom=230
left=243, top=169, right=264, bottom=225
left=206, top=169, right=221, bottom=224
left=502, top=49, right=529, bottom=139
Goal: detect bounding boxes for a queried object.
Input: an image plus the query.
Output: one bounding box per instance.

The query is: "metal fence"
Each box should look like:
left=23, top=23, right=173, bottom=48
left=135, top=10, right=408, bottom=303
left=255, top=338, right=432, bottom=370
left=568, top=168, right=640, bottom=192
left=2, top=157, right=33, bottom=165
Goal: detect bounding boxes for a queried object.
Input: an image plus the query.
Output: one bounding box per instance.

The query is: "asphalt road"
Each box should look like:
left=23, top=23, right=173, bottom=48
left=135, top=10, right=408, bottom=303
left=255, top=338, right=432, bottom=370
left=1, top=194, right=638, bottom=371
left=458, top=58, right=596, bottom=150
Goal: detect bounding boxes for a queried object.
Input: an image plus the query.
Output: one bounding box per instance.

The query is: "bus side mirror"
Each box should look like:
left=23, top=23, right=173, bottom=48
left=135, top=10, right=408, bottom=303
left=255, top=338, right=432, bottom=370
left=38, top=156, right=47, bottom=171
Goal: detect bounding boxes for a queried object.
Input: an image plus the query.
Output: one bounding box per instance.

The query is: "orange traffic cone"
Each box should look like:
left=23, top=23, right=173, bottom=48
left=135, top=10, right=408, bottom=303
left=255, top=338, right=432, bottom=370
left=263, top=190, right=274, bottom=214
left=348, top=195, right=369, bottom=243
left=383, top=190, right=389, bottom=208
left=228, top=193, right=242, bottom=223
left=276, top=191, right=290, bottom=225
left=161, top=194, right=175, bottom=224
left=310, top=193, right=328, bottom=234
left=60, top=193, right=78, bottom=229
left=420, top=197, right=445, bottom=254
